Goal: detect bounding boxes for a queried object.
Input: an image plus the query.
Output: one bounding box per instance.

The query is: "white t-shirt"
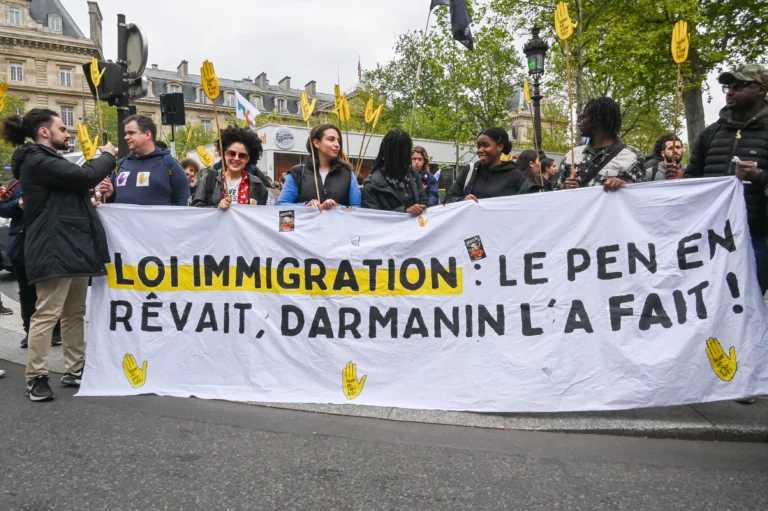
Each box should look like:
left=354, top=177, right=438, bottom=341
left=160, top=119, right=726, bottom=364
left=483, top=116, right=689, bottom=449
left=227, top=177, right=242, bottom=203
left=319, top=171, right=329, bottom=186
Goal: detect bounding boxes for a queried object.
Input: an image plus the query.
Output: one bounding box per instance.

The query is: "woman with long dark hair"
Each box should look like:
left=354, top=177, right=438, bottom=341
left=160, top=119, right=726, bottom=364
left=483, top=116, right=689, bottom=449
left=362, top=130, right=427, bottom=214
left=191, top=125, right=269, bottom=208
left=444, top=127, right=533, bottom=203
left=277, top=123, right=360, bottom=209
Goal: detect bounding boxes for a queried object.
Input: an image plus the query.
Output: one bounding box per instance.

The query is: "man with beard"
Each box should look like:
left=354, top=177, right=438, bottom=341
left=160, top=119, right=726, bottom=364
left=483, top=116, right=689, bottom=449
left=557, top=97, right=646, bottom=191
left=646, top=134, right=685, bottom=181
left=0, top=109, right=116, bottom=401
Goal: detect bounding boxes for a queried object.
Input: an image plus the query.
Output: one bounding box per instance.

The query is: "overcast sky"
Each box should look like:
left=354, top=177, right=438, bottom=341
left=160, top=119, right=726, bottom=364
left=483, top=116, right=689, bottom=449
left=61, top=0, right=722, bottom=142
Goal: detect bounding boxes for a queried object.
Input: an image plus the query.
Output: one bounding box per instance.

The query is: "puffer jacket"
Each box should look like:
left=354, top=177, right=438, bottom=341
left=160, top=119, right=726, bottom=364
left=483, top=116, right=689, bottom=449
left=190, top=168, right=269, bottom=207
left=12, top=143, right=116, bottom=284
left=444, top=161, right=529, bottom=203
left=362, top=167, right=427, bottom=212
left=685, top=101, right=768, bottom=236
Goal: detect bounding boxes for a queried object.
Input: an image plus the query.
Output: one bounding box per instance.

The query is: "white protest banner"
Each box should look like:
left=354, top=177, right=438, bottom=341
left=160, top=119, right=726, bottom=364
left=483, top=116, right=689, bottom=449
left=79, top=177, right=768, bottom=412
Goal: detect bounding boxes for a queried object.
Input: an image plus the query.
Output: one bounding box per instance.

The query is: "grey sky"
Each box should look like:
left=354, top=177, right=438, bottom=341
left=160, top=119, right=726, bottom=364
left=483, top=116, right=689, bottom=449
left=62, top=0, right=722, bottom=142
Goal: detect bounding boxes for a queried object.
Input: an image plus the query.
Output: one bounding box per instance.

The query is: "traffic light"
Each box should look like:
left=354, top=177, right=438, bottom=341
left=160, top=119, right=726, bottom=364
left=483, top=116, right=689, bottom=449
left=126, top=76, right=148, bottom=100
left=83, top=60, right=124, bottom=106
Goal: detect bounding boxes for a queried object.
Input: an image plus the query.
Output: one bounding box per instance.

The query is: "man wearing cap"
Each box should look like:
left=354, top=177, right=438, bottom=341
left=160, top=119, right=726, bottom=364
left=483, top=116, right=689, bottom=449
left=685, top=64, right=768, bottom=404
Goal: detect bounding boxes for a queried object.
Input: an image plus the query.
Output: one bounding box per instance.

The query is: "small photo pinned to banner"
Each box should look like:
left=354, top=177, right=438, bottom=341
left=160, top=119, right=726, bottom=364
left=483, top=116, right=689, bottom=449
left=279, top=210, right=295, bottom=232
left=464, top=235, right=486, bottom=261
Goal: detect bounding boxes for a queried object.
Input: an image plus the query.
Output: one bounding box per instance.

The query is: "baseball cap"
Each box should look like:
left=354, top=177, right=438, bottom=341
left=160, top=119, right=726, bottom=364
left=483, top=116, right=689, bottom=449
left=718, top=64, right=768, bottom=86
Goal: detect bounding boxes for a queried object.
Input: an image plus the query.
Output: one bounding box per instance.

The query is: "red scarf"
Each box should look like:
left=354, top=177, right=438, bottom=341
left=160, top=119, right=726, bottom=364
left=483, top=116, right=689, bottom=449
left=221, top=171, right=251, bottom=204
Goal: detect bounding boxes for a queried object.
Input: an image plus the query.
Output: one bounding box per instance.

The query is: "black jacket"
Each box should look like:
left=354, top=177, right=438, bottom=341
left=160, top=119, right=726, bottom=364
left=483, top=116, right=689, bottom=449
left=685, top=102, right=768, bottom=236
left=13, top=144, right=116, bottom=285
left=0, top=179, right=24, bottom=265
left=444, top=161, right=529, bottom=203
left=362, top=167, right=427, bottom=212
left=289, top=159, right=353, bottom=205
left=190, top=169, right=269, bottom=207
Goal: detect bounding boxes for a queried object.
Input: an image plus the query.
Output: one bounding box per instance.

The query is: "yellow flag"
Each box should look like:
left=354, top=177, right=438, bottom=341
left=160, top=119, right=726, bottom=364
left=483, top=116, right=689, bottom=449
left=365, top=98, right=375, bottom=124
left=186, top=127, right=193, bottom=143
left=90, top=57, right=106, bottom=88
left=197, top=145, right=214, bottom=168
left=77, top=123, right=99, bottom=161
left=301, top=92, right=317, bottom=122
left=200, top=60, right=220, bottom=100
left=0, top=81, right=8, bottom=99
left=554, top=2, right=577, bottom=41
left=672, top=20, right=689, bottom=64
left=334, top=84, right=343, bottom=117
left=0, top=97, right=7, bottom=113
left=340, top=94, right=351, bottom=123
left=371, top=104, right=384, bottom=130
left=523, top=80, right=532, bottom=104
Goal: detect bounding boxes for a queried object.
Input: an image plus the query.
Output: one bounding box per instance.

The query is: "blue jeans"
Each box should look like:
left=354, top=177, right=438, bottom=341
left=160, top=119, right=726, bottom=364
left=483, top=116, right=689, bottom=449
left=752, top=236, right=768, bottom=295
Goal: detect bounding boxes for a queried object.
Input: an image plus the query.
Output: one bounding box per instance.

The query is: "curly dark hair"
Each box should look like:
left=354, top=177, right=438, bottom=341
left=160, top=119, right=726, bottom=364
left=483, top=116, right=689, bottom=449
left=219, top=125, right=263, bottom=163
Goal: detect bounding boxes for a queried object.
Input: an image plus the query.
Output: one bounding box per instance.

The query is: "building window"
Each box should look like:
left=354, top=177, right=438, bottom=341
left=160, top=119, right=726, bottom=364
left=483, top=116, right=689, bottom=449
left=10, top=63, right=23, bottom=82
left=277, top=98, right=287, bottom=113
left=198, top=89, right=208, bottom=104
left=201, top=120, right=211, bottom=132
left=48, top=15, right=62, bottom=33
left=169, top=84, right=181, bottom=94
left=60, top=68, right=72, bottom=87
left=8, top=7, right=21, bottom=26
left=250, top=95, right=262, bottom=110
left=225, top=92, right=235, bottom=107
left=60, top=107, right=74, bottom=126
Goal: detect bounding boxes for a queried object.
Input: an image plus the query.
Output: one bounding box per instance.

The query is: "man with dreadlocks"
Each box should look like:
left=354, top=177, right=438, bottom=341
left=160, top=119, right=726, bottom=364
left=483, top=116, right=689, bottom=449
left=557, top=97, right=646, bottom=191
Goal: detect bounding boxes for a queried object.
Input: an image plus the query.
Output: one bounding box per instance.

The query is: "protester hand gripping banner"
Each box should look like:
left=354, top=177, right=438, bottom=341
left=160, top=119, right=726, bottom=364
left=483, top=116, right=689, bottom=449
left=79, top=177, right=768, bottom=412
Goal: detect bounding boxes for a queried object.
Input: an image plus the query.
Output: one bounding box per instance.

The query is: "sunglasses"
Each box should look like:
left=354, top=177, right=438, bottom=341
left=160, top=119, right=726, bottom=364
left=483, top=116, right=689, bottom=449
left=722, top=82, right=757, bottom=93
left=225, top=150, right=249, bottom=160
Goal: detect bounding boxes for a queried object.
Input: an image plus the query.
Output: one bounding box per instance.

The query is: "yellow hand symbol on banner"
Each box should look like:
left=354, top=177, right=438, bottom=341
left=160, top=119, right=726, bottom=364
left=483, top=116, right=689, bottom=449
left=76, top=123, right=99, bottom=161
left=90, top=57, right=106, bottom=87
left=554, top=2, right=577, bottom=41
left=300, top=92, right=317, bottom=122
left=200, top=60, right=220, bottom=100
left=122, top=353, right=147, bottom=388
left=197, top=145, right=214, bottom=168
left=706, top=338, right=737, bottom=382
left=672, top=20, right=689, bottom=64
left=523, top=80, right=532, bottom=104
left=342, top=361, right=367, bottom=400
left=340, top=94, right=351, bottom=123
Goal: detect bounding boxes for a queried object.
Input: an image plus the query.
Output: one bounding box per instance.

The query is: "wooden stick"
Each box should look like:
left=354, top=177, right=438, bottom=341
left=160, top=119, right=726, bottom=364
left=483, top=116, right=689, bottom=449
left=212, top=102, right=228, bottom=200
left=409, top=10, right=433, bottom=135
left=673, top=63, right=681, bottom=141
left=308, top=120, right=322, bottom=211
left=359, top=129, right=376, bottom=176
left=355, top=123, right=370, bottom=176
left=566, top=39, right=576, bottom=178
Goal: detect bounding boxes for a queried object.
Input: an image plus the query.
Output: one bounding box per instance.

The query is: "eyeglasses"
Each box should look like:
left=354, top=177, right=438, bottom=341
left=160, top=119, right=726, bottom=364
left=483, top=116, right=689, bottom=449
left=722, top=82, right=757, bottom=93
left=225, top=150, right=249, bottom=160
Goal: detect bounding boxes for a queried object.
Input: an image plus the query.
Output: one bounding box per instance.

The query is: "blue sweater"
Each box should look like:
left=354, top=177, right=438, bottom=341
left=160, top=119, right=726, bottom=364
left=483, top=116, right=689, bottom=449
left=111, top=148, right=190, bottom=206
left=277, top=173, right=362, bottom=207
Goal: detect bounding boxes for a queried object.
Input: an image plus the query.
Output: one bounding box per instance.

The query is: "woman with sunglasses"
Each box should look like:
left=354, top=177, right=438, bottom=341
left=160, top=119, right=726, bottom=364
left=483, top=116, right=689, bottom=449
left=277, top=123, right=361, bottom=210
left=191, top=126, right=269, bottom=208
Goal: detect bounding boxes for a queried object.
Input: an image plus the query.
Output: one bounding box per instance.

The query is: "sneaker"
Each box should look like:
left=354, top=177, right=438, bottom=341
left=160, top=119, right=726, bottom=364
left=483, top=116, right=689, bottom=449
left=60, top=368, right=83, bottom=387
left=51, top=331, right=62, bottom=347
left=736, top=397, right=757, bottom=404
left=0, top=305, right=13, bottom=315
left=0, top=369, right=6, bottom=378
left=20, top=335, right=28, bottom=349
left=25, top=375, right=55, bottom=402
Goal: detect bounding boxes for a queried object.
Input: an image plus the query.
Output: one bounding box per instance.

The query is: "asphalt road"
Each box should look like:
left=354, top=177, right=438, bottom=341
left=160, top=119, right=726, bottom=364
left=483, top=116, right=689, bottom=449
left=1, top=362, right=767, bottom=510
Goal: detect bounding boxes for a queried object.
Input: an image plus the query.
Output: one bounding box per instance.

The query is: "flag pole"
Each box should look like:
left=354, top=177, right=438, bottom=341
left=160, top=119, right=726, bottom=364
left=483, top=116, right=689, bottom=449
left=408, top=9, right=434, bottom=135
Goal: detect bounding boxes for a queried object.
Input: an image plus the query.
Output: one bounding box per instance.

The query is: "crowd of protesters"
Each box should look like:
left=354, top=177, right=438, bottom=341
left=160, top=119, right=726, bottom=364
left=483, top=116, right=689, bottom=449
left=0, top=63, right=765, bottom=401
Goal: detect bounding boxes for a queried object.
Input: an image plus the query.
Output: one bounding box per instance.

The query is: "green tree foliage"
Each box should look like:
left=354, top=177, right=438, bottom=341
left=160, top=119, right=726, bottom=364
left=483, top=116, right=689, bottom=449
left=84, top=103, right=118, bottom=148
left=366, top=1, right=523, bottom=145
left=164, top=124, right=217, bottom=160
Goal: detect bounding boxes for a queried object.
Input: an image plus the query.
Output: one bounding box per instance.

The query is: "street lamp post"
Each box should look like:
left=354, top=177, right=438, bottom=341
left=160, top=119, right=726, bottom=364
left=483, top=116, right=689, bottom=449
left=523, top=26, right=549, bottom=159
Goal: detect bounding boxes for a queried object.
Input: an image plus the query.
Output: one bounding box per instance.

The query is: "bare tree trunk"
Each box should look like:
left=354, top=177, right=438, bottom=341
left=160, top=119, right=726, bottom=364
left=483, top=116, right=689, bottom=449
left=682, top=82, right=706, bottom=146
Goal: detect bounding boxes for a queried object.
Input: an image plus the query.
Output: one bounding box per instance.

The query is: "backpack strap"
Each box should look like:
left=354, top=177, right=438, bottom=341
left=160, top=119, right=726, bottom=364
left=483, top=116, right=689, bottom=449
left=579, top=142, right=627, bottom=186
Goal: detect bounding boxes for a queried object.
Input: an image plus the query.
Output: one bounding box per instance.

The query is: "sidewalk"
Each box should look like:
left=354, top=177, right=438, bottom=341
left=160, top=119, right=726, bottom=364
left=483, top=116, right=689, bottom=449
left=1, top=293, right=766, bottom=443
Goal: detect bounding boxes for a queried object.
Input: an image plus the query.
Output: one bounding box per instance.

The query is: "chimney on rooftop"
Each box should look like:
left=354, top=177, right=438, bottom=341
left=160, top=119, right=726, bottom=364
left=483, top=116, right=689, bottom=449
left=177, top=60, right=188, bottom=78
left=305, top=80, right=316, bottom=97
left=256, top=72, right=268, bottom=89
left=278, top=76, right=291, bottom=91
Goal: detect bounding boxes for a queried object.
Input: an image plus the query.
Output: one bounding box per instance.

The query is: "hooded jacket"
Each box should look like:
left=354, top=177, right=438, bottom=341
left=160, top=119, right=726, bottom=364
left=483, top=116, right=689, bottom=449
left=110, top=148, right=189, bottom=206
left=444, top=161, right=529, bottom=203
left=362, top=166, right=427, bottom=212
left=12, top=144, right=115, bottom=284
left=420, top=170, right=440, bottom=207
left=685, top=101, right=768, bottom=235
left=190, top=169, right=269, bottom=207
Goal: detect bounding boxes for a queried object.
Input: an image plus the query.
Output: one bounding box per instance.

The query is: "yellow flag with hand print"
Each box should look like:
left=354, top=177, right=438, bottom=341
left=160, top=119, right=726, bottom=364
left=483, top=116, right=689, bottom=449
left=524, top=80, right=532, bottom=104
left=76, top=123, right=99, bottom=161
left=197, top=145, right=214, bottom=168
left=672, top=20, right=689, bottom=64
left=200, top=60, right=220, bottom=100
left=300, top=92, right=317, bottom=122
left=555, top=2, right=577, bottom=41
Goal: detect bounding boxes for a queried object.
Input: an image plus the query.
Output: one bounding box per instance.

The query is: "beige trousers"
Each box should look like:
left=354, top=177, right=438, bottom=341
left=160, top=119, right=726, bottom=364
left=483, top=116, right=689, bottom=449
left=26, top=277, right=89, bottom=380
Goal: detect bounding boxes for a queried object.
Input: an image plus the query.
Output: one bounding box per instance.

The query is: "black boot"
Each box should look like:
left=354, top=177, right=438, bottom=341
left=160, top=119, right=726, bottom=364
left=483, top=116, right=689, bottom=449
left=20, top=334, right=28, bottom=349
